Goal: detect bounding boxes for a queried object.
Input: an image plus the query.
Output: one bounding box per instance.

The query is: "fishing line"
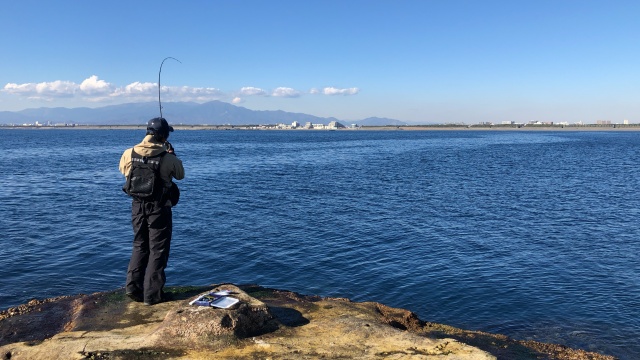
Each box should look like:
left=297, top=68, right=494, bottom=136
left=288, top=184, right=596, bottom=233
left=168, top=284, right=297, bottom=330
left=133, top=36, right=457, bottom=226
left=158, top=57, right=182, bottom=119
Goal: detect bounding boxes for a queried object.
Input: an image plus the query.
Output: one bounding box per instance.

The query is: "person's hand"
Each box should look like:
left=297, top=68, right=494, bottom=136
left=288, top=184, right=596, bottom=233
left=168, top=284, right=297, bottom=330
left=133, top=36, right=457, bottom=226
left=165, top=141, right=175, bottom=154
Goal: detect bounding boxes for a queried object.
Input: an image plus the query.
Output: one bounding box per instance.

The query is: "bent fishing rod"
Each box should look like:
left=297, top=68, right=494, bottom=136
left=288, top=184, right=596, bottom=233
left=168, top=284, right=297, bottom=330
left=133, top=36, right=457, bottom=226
left=158, top=56, right=182, bottom=119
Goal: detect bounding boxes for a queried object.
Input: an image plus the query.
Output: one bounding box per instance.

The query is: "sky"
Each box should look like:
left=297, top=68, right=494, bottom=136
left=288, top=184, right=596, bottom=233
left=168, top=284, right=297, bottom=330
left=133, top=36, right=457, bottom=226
left=1, top=0, right=639, bottom=124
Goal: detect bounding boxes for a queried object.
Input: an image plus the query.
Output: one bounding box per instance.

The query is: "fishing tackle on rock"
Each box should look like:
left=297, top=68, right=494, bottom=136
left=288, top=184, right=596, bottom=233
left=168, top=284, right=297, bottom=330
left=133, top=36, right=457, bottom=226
left=158, top=57, right=182, bottom=119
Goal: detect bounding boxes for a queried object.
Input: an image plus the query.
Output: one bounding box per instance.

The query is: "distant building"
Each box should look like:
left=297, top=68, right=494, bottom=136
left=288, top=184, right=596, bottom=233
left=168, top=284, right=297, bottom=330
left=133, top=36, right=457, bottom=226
left=597, top=120, right=612, bottom=125
left=292, top=121, right=300, bottom=128
left=528, top=120, right=554, bottom=125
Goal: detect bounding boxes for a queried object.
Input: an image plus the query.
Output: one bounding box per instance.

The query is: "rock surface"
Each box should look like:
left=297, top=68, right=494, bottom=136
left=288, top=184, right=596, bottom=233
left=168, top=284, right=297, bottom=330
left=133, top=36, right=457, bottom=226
left=0, top=284, right=615, bottom=360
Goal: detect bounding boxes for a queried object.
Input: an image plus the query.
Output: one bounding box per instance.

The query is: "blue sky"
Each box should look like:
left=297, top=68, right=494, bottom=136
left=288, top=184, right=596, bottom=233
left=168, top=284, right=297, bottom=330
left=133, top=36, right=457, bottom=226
left=1, top=1, right=639, bottom=124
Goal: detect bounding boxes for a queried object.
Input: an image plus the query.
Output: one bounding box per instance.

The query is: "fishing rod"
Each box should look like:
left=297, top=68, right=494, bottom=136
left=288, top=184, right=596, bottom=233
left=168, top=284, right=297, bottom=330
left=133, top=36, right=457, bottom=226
left=158, top=57, right=182, bottom=119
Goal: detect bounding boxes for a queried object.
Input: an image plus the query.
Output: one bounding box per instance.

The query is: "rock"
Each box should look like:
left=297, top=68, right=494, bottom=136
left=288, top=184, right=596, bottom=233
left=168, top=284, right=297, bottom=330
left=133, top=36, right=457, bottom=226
left=0, top=284, right=616, bottom=360
left=151, top=285, right=278, bottom=349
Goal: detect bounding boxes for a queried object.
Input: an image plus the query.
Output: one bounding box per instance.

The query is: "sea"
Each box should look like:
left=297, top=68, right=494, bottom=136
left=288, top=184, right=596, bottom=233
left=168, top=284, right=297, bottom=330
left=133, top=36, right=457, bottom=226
left=0, top=128, right=638, bottom=359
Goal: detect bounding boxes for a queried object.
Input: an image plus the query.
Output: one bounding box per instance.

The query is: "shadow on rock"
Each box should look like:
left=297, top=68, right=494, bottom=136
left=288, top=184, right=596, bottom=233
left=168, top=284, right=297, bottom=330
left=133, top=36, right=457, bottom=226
left=268, top=306, right=309, bottom=327
left=79, top=348, right=186, bottom=360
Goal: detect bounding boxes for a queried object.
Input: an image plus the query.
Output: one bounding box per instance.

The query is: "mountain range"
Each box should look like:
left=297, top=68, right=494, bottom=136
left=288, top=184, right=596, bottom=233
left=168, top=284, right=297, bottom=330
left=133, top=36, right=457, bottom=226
left=0, top=101, right=410, bottom=127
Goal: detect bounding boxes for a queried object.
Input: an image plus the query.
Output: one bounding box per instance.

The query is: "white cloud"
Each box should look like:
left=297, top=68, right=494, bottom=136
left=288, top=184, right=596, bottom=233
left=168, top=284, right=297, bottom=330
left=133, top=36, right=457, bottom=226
left=240, top=87, right=267, bottom=96
left=4, top=80, right=78, bottom=99
left=272, top=87, right=300, bottom=98
left=3, top=82, right=36, bottom=94
left=109, top=83, right=224, bottom=102
left=323, top=87, right=359, bottom=96
left=79, top=75, right=113, bottom=95
left=103, top=81, right=156, bottom=102
left=3, top=76, right=358, bottom=105
left=36, top=80, right=77, bottom=97
left=160, top=85, right=223, bottom=102
left=3, top=77, right=226, bottom=103
left=119, top=81, right=156, bottom=95
left=3, top=76, right=125, bottom=100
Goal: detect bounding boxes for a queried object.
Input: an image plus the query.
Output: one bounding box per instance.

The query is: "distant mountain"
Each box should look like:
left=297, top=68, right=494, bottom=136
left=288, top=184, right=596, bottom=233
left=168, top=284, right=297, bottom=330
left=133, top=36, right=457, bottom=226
left=0, top=101, right=410, bottom=126
left=351, top=117, right=410, bottom=126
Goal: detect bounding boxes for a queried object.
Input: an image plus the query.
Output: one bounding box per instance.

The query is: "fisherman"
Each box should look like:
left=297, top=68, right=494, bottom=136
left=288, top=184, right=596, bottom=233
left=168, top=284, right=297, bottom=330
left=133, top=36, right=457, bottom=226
left=119, top=118, right=184, bottom=305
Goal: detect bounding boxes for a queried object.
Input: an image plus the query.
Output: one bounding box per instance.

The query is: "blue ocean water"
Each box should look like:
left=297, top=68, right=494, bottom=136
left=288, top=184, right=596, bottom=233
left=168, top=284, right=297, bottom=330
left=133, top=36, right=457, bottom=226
left=0, top=129, right=638, bottom=359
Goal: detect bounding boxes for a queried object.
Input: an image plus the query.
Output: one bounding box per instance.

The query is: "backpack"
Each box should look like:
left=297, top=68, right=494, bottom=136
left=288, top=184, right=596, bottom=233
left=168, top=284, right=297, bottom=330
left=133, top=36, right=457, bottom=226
left=122, top=149, right=167, bottom=201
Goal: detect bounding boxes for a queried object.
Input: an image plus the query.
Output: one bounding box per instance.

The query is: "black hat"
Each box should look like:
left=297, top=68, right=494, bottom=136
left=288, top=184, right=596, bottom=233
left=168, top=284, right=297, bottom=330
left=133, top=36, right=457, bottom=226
left=147, top=117, right=174, bottom=136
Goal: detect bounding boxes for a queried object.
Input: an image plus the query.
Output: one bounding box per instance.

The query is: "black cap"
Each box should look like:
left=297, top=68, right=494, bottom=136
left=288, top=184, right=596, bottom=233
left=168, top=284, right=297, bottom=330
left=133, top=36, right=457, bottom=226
left=147, top=117, right=174, bottom=136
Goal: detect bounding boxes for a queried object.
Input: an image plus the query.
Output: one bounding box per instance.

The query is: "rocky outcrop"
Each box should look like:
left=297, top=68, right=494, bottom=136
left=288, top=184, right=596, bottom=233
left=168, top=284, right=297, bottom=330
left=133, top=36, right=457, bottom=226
left=151, top=287, right=277, bottom=350
left=0, top=284, right=615, bottom=360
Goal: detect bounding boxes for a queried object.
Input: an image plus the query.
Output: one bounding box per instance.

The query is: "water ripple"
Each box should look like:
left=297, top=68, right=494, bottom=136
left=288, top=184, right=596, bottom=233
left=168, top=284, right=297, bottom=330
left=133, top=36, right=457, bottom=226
left=1, top=129, right=639, bottom=359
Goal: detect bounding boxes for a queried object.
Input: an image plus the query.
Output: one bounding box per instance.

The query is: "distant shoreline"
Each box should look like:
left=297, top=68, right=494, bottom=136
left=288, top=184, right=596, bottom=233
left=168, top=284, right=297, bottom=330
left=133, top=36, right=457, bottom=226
left=3, top=124, right=640, bottom=131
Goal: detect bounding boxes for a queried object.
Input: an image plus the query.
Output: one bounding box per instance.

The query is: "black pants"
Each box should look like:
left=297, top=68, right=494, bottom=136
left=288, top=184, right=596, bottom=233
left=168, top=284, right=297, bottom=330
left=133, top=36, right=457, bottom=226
left=126, top=199, right=172, bottom=304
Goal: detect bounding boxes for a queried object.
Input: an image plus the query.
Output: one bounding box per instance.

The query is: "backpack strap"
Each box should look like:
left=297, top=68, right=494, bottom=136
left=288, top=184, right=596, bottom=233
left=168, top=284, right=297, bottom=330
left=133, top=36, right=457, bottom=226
left=130, top=149, right=166, bottom=165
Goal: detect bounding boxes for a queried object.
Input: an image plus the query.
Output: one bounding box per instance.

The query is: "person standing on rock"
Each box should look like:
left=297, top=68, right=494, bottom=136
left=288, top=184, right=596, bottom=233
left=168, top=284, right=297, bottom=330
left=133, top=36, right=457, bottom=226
left=119, top=118, right=184, bottom=305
